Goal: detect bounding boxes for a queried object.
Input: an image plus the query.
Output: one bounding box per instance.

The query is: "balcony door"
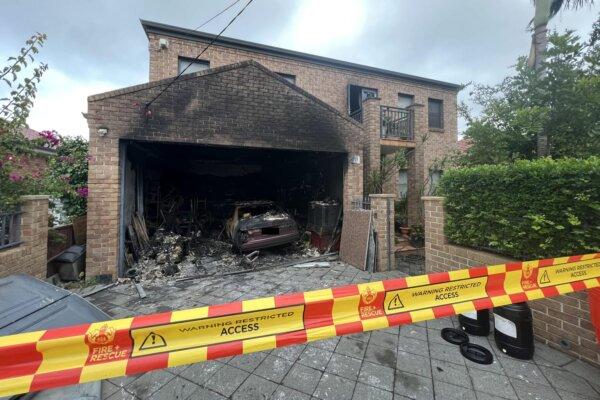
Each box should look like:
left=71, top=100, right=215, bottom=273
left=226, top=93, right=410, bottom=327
left=347, top=85, right=378, bottom=122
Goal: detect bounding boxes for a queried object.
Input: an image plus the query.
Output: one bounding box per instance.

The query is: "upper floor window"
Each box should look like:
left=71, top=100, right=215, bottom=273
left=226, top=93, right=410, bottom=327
left=398, top=94, right=414, bottom=109
left=277, top=73, right=296, bottom=84
left=428, top=98, right=443, bottom=129
left=178, top=57, right=210, bottom=75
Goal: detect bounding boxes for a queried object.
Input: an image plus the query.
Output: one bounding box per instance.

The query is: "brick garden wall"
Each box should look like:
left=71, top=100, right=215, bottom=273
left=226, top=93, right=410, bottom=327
left=86, top=61, right=366, bottom=279
left=0, top=195, right=49, bottom=279
left=423, top=196, right=600, bottom=366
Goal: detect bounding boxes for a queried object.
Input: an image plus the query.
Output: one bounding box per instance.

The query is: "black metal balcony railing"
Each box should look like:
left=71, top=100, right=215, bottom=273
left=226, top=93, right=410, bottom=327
left=0, top=208, right=22, bottom=250
left=380, top=106, right=414, bottom=140
left=349, top=108, right=363, bottom=123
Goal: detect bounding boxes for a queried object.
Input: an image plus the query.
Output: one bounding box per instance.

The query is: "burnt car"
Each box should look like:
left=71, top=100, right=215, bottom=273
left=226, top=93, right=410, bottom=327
left=226, top=201, right=300, bottom=252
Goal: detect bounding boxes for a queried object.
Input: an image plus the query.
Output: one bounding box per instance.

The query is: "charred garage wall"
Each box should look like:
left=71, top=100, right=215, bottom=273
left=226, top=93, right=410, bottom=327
left=86, top=60, right=366, bottom=279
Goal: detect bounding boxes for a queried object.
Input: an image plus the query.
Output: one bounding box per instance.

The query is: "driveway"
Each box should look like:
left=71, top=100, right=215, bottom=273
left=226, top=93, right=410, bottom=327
left=89, top=261, right=600, bottom=400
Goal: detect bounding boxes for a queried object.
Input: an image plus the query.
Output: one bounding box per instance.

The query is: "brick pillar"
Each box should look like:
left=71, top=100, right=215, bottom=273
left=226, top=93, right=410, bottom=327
left=362, top=97, right=381, bottom=188
left=0, top=195, right=49, bottom=278
left=370, top=194, right=395, bottom=271
left=408, top=104, right=426, bottom=226
left=422, top=196, right=447, bottom=273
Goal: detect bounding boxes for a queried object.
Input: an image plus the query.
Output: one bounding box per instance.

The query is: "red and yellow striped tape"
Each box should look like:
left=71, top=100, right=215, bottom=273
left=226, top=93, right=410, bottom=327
left=1, top=253, right=599, bottom=397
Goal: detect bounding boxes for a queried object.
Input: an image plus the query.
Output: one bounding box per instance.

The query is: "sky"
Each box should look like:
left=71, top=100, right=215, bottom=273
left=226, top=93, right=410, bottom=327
left=1, top=0, right=598, bottom=138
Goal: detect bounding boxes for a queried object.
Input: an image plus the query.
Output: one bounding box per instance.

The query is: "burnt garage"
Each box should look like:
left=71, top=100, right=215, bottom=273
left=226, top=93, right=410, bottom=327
left=86, top=60, right=365, bottom=278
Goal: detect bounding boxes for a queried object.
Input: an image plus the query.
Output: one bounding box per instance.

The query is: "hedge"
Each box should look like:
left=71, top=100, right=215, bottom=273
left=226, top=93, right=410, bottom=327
left=438, top=157, right=600, bottom=259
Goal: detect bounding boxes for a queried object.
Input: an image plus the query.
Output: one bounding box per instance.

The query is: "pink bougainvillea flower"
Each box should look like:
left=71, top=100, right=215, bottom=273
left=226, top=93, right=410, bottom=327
left=76, top=187, right=89, bottom=198
left=38, top=130, right=60, bottom=148
left=9, top=172, right=23, bottom=182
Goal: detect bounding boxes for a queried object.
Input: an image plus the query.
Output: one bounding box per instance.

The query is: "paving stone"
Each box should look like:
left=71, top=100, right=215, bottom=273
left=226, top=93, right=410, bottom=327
left=297, top=346, right=333, bottom=371
left=431, top=359, right=471, bottom=388
left=106, top=388, right=138, bottom=400
left=393, top=370, right=434, bottom=400
left=184, top=387, right=226, bottom=400
left=254, top=354, right=294, bottom=383
left=469, top=369, right=517, bottom=399
left=308, top=337, right=340, bottom=352
left=147, top=376, right=199, bottom=400
left=498, top=355, right=549, bottom=386
left=108, top=374, right=142, bottom=388
left=370, top=330, right=399, bottom=350
left=474, top=392, right=512, bottom=400
left=124, top=370, right=176, bottom=398
left=231, top=374, right=278, bottom=400
left=396, top=351, right=431, bottom=378
left=358, top=361, right=395, bottom=392
left=434, top=380, right=477, bottom=400
left=364, top=343, right=397, bottom=368
left=346, top=331, right=371, bottom=342
left=400, top=325, right=428, bottom=341
left=271, top=385, right=311, bottom=400
left=228, top=351, right=268, bottom=372
left=556, top=389, right=600, bottom=400
left=335, top=337, right=367, bottom=359
left=539, top=365, right=599, bottom=398
left=426, top=317, right=454, bottom=330
left=352, top=382, right=393, bottom=400
left=204, top=364, right=250, bottom=397
left=325, top=353, right=362, bottom=380
left=271, top=343, right=306, bottom=362
left=533, top=344, right=574, bottom=367
left=313, top=373, right=355, bottom=400
left=179, top=360, right=223, bottom=385
left=101, top=380, right=120, bottom=399
left=428, top=342, right=466, bottom=366
left=397, top=336, right=429, bottom=357
left=282, top=364, right=322, bottom=395
left=509, top=376, right=561, bottom=400
left=563, top=360, right=600, bottom=387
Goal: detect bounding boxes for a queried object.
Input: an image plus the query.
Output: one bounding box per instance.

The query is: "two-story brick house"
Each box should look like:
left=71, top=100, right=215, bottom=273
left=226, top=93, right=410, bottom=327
left=85, top=20, right=460, bottom=280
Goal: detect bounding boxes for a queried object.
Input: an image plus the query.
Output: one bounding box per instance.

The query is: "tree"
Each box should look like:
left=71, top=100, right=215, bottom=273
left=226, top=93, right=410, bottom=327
left=528, top=0, right=594, bottom=155
left=459, top=19, right=600, bottom=166
left=48, top=136, right=89, bottom=220
left=0, top=33, right=54, bottom=210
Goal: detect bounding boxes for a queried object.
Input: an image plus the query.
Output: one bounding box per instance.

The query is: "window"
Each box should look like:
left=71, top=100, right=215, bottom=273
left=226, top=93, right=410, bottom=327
left=398, top=170, right=408, bottom=198
left=428, top=98, right=443, bottom=129
left=178, top=57, right=210, bottom=74
left=428, top=170, right=443, bottom=195
left=347, top=85, right=378, bottom=122
left=277, top=73, right=296, bottom=84
left=398, top=94, right=414, bottom=109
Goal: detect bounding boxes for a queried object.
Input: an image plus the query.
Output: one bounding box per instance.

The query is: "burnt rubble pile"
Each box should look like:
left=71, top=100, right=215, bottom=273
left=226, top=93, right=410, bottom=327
left=130, top=228, right=319, bottom=285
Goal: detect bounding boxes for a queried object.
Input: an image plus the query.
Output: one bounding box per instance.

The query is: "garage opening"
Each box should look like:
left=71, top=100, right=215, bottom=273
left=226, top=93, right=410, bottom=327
left=120, top=141, right=345, bottom=278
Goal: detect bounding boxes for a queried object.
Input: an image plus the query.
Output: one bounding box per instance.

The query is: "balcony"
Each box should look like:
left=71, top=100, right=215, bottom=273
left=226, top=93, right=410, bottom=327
left=380, top=106, right=413, bottom=142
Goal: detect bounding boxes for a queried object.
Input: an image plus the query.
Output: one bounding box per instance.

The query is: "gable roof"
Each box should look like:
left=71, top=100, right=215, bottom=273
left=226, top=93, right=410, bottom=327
left=89, top=59, right=362, bottom=129
left=141, top=19, right=462, bottom=91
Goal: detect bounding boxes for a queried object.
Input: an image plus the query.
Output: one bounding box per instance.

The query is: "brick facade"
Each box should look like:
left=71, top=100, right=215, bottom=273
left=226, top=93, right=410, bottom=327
left=0, top=195, right=49, bottom=279
left=423, top=196, right=600, bottom=366
left=87, top=61, right=365, bottom=278
left=145, top=24, right=459, bottom=219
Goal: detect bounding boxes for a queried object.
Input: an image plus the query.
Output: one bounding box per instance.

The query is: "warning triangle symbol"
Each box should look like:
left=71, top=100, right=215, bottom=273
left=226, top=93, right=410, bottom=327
left=540, top=270, right=551, bottom=285
left=388, top=294, right=404, bottom=310
left=139, top=332, right=167, bottom=351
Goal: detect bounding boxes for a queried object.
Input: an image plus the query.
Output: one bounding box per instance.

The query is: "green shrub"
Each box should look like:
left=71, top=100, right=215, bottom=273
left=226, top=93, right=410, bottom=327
left=439, top=157, right=600, bottom=259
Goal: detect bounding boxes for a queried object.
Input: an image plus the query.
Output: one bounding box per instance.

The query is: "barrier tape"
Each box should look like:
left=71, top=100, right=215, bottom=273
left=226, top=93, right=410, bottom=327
left=1, top=253, right=599, bottom=397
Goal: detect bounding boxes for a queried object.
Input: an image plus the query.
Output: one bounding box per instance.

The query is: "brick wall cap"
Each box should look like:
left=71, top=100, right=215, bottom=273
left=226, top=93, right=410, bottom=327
left=369, top=193, right=396, bottom=199
left=20, top=195, right=50, bottom=201
left=422, top=196, right=444, bottom=201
